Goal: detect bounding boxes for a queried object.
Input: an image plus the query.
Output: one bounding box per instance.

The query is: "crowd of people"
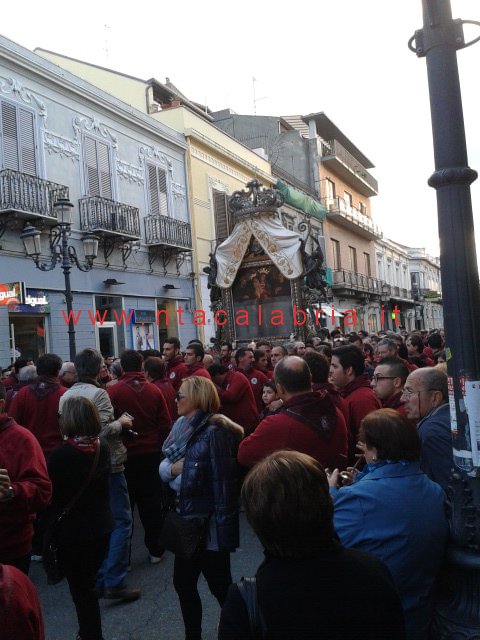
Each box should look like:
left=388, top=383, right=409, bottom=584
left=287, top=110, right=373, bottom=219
left=0, top=326, right=452, bottom=640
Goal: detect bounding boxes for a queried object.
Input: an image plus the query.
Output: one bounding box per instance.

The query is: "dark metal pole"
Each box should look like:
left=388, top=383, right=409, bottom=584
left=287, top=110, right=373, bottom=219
left=412, top=1, right=480, bottom=636
left=61, top=228, right=76, bottom=361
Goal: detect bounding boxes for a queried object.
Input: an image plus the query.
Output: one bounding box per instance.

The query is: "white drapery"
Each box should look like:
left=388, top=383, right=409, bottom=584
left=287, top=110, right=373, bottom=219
left=215, top=216, right=303, bottom=289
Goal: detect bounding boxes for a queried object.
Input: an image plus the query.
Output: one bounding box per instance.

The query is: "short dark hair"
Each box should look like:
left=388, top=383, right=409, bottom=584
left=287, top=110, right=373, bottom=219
left=427, top=333, right=443, bottom=350
left=332, top=345, right=365, bottom=376
left=120, top=349, right=143, bottom=372
left=235, top=348, right=253, bottom=366
left=142, top=349, right=162, bottom=359
left=408, top=334, right=424, bottom=353
left=263, top=380, right=277, bottom=393
left=60, top=396, right=101, bottom=438
left=242, top=450, right=335, bottom=559
left=377, top=357, right=409, bottom=383
left=317, top=343, right=332, bottom=360
left=186, top=343, right=204, bottom=361
left=207, top=363, right=229, bottom=378
left=75, top=348, right=103, bottom=380
left=221, top=342, right=233, bottom=351
left=274, top=357, right=311, bottom=393
left=164, top=337, right=181, bottom=351
left=36, top=353, right=62, bottom=377
left=377, top=338, right=398, bottom=353
left=256, top=340, right=272, bottom=349
left=253, top=349, right=267, bottom=364
left=13, top=358, right=29, bottom=374
left=143, top=356, right=166, bottom=380
left=303, top=351, right=330, bottom=384
left=360, top=409, right=420, bottom=462
left=271, top=345, right=287, bottom=357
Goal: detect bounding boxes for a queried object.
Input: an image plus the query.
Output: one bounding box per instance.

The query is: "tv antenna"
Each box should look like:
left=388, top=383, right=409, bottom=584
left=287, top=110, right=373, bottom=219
left=252, top=77, right=267, bottom=115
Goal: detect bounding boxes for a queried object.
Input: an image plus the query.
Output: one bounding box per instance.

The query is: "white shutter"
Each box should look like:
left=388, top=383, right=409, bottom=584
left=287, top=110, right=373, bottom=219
left=2, top=102, right=19, bottom=170
left=1, top=102, right=38, bottom=175
left=147, top=164, right=169, bottom=216
left=19, top=109, right=36, bottom=176
left=84, top=136, right=112, bottom=198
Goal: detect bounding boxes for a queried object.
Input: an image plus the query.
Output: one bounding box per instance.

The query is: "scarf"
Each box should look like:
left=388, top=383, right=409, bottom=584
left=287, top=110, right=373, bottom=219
left=162, top=410, right=208, bottom=463
left=280, top=391, right=337, bottom=439
left=65, top=435, right=99, bottom=453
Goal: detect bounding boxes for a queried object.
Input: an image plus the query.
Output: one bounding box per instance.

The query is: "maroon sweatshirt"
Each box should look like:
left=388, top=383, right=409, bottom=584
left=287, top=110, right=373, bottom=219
left=0, top=564, right=45, bottom=640
left=217, top=370, right=258, bottom=434
left=165, top=355, right=189, bottom=392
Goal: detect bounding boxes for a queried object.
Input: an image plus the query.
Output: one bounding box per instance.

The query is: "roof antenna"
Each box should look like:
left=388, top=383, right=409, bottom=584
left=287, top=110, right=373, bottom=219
left=252, top=76, right=267, bottom=115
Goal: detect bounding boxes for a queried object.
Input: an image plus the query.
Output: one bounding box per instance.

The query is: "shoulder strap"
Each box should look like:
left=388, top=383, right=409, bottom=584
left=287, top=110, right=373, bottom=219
left=58, top=441, right=101, bottom=522
left=236, top=577, right=265, bottom=640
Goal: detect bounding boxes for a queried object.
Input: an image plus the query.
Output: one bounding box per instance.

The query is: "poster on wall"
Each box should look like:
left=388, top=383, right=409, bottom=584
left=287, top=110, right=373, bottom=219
left=132, top=323, right=155, bottom=351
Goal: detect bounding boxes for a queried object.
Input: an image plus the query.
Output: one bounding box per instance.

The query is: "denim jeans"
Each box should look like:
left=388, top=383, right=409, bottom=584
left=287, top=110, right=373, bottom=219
left=96, top=471, right=132, bottom=589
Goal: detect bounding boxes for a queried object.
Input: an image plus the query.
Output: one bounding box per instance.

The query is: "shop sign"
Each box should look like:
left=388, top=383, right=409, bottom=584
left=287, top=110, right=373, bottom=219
left=131, top=309, right=156, bottom=324
left=9, top=289, right=50, bottom=314
left=0, top=282, right=25, bottom=306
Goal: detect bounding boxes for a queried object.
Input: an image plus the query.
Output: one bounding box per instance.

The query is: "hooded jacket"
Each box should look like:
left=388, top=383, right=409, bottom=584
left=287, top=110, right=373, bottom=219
left=165, top=355, right=189, bottom=392
left=108, top=371, right=171, bottom=455
left=177, top=412, right=243, bottom=552
left=9, top=375, right=66, bottom=456
left=237, top=391, right=348, bottom=471
left=216, top=370, right=259, bottom=434
left=0, top=416, right=52, bottom=562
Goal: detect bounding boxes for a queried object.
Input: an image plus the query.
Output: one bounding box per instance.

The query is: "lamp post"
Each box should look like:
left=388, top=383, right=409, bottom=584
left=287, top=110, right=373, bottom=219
left=21, top=198, right=98, bottom=361
left=411, top=0, right=480, bottom=635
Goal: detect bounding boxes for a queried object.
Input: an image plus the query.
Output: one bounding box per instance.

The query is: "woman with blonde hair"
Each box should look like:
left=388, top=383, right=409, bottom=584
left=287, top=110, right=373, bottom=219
left=46, top=396, right=114, bottom=640
left=160, top=376, right=243, bottom=640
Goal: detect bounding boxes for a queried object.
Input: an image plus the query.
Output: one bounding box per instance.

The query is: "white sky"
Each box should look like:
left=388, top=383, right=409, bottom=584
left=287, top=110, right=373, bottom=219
left=2, top=0, right=479, bottom=260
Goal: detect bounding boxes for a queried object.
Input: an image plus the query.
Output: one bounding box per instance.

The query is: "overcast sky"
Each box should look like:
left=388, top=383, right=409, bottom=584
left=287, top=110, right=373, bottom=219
left=2, top=0, right=479, bottom=259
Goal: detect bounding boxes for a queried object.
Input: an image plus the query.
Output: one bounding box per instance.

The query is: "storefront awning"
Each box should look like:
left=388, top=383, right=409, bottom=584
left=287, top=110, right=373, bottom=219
left=276, top=180, right=326, bottom=221
left=320, top=304, right=344, bottom=318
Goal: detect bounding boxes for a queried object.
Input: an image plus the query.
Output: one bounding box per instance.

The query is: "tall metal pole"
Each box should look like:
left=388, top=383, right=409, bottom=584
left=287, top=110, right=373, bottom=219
left=61, top=228, right=76, bottom=362
left=412, top=1, right=480, bottom=636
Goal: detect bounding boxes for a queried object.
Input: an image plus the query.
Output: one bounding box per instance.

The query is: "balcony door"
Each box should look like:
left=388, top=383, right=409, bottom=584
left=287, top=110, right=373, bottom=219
left=147, top=163, right=169, bottom=217
left=0, top=100, right=38, bottom=175
left=84, top=135, right=113, bottom=198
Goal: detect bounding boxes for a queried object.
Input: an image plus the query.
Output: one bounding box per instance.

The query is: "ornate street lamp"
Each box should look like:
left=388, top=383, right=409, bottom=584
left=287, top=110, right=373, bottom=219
left=21, top=197, right=99, bottom=360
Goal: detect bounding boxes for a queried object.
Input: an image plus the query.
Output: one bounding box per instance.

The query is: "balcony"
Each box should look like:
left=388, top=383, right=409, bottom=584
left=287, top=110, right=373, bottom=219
left=79, top=196, right=140, bottom=240
left=320, top=139, right=378, bottom=197
left=0, top=169, right=69, bottom=225
left=331, top=269, right=382, bottom=298
left=144, top=215, right=192, bottom=250
left=321, top=196, right=382, bottom=239
left=389, top=286, right=411, bottom=301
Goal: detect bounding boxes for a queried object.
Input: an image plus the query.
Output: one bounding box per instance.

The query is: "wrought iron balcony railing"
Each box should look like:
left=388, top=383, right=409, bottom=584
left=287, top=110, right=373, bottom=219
left=0, top=169, right=69, bottom=222
left=320, top=139, right=378, bottom=195
left=321, top=196, right=382, bottom=238
left=331, top=269, right=382, bottom=295
left=79, top=196, right=140, bottom=239
left=144, top=215, right=192, bottom=250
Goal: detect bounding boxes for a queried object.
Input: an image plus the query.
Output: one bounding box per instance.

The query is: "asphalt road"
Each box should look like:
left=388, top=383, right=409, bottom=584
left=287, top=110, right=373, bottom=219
left=29, top=512, right=264, bottom=640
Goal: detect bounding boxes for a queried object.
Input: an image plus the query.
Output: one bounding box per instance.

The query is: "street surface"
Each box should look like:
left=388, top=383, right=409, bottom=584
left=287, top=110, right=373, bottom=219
left=30, top=512, right=263, bottom=640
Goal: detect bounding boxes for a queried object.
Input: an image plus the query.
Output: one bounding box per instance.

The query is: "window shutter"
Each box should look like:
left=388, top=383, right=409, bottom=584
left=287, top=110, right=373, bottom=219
left=1, top=102, right=19, bottom=171
left=19, top=109, right=36, bottom=176
left=85, top=136, right=112, bottom=198
left=147, top=164, right=169, bottom=216
left=213, top=189, right=229, bottom=242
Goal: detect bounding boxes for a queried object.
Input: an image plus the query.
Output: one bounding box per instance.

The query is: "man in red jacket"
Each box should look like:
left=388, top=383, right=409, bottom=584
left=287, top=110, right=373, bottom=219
left=237, top=357, right=348, bottom=471
left=236, top=347, right=268, bottom=413
left=9, top=353, right=66, bottom=458
left=371, top=358, right=410, bottom=416
left=162, top=337, right=189, bottom=392
left=0, top=563, right=45, bottom=640
left=330, top=345, right=381, bottom=465
left=108, top=350, right=171, bottom=563
left=208, top=363, right=259, bottom=434
left=0, top=385, right=52, bottom=575
left=184, top=343, right=211, bottom=380
left=144, top=357, right=177, bottom=422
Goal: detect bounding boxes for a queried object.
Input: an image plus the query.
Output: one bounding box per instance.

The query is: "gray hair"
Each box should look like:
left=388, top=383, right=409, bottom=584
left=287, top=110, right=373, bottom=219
left=59, top=361, right=75, bottom=376
left=18, top=365, right=37, bottom=382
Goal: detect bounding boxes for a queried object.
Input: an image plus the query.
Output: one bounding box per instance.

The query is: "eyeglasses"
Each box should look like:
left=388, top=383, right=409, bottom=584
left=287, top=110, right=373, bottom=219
left=175, top=392, right=187, bottom=401
left=401, top=387, right=438, bottom=397
left=372, top=375, right=397, bottom=383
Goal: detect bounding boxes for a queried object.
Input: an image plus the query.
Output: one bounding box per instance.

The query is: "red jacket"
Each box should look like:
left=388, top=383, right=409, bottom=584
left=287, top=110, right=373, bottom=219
left=9, top=376, right=66, bottom=456
left=186, top=363, right=211, bottom=380
left=217, top=370, right=258, bottom=434
left=152, top=378, right=177, bottom=422
left=339, top=374, right=381, bottom=464
left=165, top=355, right=189, bottom=392
left=238, top=391, right=348, bottom=471
left=0, top=415, right=52, bottom=562
left=382, top=391, right=417, bottom=428
left=221, top=356, right=235, bottom=371
left=238, top=367, right=269, bottom=413
left=0, top=564, right=45, bottom=640
left=108, top=372, right=171, bottom=455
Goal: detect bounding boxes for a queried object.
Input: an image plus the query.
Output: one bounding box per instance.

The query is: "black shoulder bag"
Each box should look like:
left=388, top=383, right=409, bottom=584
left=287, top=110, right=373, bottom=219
left=43, top=443, right=101, bottom=585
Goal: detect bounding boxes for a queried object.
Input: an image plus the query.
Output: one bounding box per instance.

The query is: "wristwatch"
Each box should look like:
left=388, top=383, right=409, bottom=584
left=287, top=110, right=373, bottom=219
left=0, top=485, right=15, bottom=502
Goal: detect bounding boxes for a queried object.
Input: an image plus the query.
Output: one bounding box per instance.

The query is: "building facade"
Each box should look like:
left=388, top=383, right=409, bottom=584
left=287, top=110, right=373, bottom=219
left=0, top=35, right=196, bottom=367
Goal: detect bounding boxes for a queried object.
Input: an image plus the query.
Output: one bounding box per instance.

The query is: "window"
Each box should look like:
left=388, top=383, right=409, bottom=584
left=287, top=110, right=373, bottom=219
left=84, top=136, right=113, bottom=198
left=212, top=189, right=230, bottom=242
left=0, top=100, right=37, bottom=175
left=325, top=178, right=336, bottom=201
left=331, top=239, right=341, bottom=270
left=344, top=191, right=353, bottom=209
left=359, top=201, right=367, bottom=215
left=147, top=163, right=169, bottom=216
left=349, top=246, right=357, bottom=272
left=364, top=252, right=371, bottom=276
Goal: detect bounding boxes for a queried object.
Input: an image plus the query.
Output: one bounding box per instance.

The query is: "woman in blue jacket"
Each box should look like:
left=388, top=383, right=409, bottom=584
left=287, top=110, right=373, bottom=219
left=328, top=408, right=448, bottom=640
left=159, top=376, right=243, bottom=640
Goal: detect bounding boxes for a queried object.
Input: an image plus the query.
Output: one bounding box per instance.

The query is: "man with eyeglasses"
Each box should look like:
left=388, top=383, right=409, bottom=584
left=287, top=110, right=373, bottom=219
left=371, top=358, right=409, bottom=417
left=401, top=367, right=453, bottom=489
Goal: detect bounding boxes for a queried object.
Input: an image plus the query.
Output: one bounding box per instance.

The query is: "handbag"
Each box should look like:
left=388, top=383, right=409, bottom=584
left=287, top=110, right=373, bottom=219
left=158, top=510, right=209, bottom=559
left=236, top=577, right=266, bottom=640
left=43, top=442, right=101, bottom=585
